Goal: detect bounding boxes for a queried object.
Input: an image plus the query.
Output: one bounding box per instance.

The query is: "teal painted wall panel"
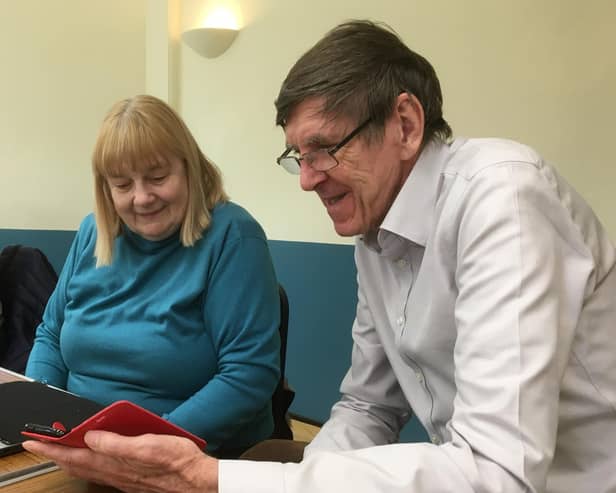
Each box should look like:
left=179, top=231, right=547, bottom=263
left=0, top=229, right=75, bottom=275
left=0, top=229, right=428, bottom=443
left=268, top=240, right=357, bottom=422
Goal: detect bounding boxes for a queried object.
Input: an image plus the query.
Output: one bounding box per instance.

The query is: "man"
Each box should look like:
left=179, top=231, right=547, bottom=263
left=24, top=20, right=616, bottom=493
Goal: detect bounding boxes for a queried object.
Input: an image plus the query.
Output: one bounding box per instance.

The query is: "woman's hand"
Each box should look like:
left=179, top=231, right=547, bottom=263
left=22, top=431, right=218, bottom=493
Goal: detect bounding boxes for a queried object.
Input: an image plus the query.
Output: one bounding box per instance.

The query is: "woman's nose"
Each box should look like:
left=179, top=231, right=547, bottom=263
left=133, top=182, right=155, bottom=205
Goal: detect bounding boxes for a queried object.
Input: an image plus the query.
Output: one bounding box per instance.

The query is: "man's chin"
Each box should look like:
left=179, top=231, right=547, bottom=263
left=332, top=219, right=361, bottom=237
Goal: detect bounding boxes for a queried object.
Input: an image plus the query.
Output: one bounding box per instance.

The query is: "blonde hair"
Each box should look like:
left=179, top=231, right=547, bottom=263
left=92, top=94, right=228, bottom=266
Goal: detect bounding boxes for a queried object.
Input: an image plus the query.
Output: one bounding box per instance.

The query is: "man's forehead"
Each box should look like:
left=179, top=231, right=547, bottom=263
left=284, top=99, right=348, bottom=147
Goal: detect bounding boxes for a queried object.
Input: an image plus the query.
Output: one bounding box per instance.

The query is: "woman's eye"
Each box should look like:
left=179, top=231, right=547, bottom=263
left=150, top=175, right=168, bottom=183
left=112, top=182, right=131, bottom=191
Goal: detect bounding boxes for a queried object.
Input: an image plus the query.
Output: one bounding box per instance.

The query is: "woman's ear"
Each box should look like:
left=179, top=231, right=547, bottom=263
left=395, top=92, right=425, bottom=161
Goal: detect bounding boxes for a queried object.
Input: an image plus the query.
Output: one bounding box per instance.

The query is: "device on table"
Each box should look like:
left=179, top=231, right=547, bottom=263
left=0, top=381, right=206, bottom=456
left=21, top=400, right=207, bottom=450
left=0, top=380, right=103, bottom=457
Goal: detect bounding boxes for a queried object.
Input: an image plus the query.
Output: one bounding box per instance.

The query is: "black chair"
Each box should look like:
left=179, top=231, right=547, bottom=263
left=0, top=245, right=58, bottom=373
left=204, top=285, right=296, bottom=460
left=270, top=284, right=295, bottom=440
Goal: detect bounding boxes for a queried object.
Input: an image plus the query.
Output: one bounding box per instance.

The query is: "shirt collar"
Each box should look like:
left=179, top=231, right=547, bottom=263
left=363, top=139, right=453, bottom=252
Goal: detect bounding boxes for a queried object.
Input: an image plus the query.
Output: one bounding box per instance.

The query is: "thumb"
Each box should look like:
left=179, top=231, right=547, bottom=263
left=83, top=430, right=116, bottom=452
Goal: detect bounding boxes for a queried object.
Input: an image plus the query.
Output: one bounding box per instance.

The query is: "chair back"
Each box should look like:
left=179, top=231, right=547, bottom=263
left=0, top=245, right=58, bottom=372
left=270, top=284, right=295, bottom=439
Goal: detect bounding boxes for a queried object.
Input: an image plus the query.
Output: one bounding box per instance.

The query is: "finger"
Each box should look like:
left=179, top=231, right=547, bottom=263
left=23, top=439, right=163, bottom=492
left=22, top=440, right=91, bottom=464
left=44, top=447, right=152, bottom=491
left=21, top=439, right=49, bottom=455
left=85, top=430, right=167, bottom=462
left=23, top=441, right=121, bottom=486
left=56, top=462, right=147, bottom=492
left=84, top=431, right=200, bottom=464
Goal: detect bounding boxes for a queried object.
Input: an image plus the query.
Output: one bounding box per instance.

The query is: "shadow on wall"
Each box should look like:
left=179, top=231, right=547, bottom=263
left=0, top=229, right=428, bottom=443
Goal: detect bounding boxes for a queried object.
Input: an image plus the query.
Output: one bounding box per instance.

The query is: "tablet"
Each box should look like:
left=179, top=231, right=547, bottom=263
left=0, top=380, right=104, bottom=457
left=0, top=439, right=24, bottom=458
left=21, top=400, right=207, bottom=450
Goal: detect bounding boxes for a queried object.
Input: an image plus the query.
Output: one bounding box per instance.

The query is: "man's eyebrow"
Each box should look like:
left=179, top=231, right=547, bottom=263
left=283, top=143, right=298, bottom=153
left=284, top=128, right=337, bottom=152
left=301, top=132, right=336, bottom=149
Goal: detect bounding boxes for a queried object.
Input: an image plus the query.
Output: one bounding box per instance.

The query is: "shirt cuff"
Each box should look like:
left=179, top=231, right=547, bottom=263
left=219, top=460, right=286, bottom=493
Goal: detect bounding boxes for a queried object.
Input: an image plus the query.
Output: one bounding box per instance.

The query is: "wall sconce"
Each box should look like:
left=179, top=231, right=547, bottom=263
left=182, top=27, right=239, bottom=58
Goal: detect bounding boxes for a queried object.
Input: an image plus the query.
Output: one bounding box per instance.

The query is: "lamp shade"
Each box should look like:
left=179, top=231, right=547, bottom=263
left=181, top=27, right=239, bottom=58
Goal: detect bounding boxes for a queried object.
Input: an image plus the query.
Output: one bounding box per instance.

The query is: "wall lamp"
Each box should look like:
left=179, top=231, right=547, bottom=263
left=181, top=27, right=239, bottom=58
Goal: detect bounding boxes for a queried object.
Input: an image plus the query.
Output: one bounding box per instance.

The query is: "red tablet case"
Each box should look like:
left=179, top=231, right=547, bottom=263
left=21, top=400, right=206, bottom=450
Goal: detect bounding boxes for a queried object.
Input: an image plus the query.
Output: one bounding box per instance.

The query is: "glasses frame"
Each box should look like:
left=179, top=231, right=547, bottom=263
left=276, top=118, right=372, bottom=175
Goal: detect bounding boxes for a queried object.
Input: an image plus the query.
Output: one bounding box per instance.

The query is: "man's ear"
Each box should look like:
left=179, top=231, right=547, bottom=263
left=395, top=92, right=424, bottom=161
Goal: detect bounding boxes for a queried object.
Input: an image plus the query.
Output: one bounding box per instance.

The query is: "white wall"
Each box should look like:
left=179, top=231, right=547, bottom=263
left=0, top=0, right=147, bottom=230
left=1, top=0, right=614, bottom=244
left=177, top=0, right=616, bottom=244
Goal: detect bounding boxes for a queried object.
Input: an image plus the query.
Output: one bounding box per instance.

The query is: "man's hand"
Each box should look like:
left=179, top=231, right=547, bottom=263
left=22, top=431, right=218, bottom=493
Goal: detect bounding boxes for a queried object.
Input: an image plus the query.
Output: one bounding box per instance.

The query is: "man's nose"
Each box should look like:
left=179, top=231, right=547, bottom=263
left=299, top=164, right=327, bottom=191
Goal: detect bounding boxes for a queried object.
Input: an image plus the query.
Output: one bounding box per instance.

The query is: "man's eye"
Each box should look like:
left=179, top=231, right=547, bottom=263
left=303, top=149, right=328, bottom=165
left=302, top=152, right=316, bottom=165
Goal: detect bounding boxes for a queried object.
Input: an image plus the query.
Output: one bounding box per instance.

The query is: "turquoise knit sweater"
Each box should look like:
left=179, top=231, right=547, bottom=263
left=26, top=202, right=281, bottom=451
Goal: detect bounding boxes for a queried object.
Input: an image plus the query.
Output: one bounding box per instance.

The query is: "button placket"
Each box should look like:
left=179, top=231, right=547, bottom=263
left=414, top=370, right=424, bottom=385
left=395, top=258, right=408, bottom=269
left=393, top=255, right=411, bottom=337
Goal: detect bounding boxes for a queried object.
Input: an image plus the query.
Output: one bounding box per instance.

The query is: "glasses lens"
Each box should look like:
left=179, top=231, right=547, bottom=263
left=311, top=150, right=338, bottom=172
left=278, top=157, right=301, bottom=175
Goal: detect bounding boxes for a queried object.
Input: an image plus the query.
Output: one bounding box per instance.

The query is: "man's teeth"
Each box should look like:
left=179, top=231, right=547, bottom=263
left=326, top=194, right=344, bottom=205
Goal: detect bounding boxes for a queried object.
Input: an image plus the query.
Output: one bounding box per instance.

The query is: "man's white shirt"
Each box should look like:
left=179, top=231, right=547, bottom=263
left=220, top=138, right=616, bottom=493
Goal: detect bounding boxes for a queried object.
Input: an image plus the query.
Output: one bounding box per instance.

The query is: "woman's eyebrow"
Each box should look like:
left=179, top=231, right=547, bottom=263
left=148, top=165, right=167, bottom=172
left=143, top=160, right=170, bottom=172
left=107, top=172, right=130, bottom=179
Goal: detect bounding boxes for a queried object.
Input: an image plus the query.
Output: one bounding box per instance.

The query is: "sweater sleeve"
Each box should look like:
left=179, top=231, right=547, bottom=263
left=25, top=217, right=92, bottom=386
left=165, top=232, right=280, bottom=449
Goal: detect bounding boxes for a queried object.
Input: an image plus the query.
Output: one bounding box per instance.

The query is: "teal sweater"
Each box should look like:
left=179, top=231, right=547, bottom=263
left=26, top=202, right=281, bottom=451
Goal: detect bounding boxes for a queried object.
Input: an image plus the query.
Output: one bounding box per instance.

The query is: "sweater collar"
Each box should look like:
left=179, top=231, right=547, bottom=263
left=120, top=223, right=181, bottom=253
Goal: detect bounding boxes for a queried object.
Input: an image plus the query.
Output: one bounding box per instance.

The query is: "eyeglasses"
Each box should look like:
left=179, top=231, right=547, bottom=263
left=276, top=118, right=371, bottom=175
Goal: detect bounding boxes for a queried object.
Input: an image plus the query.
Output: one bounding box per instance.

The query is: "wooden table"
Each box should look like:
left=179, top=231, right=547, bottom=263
left=0, top=368, right=119, bottom=492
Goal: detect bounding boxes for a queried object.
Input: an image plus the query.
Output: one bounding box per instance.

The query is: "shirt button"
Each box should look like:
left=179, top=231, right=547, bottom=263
left=415, top=371, right=424, bottom=384
left=396, top=258, right=408, bottom=268
left=431, top=435, right=441, bottom=445
left=396, top=316, right=404, bottom=326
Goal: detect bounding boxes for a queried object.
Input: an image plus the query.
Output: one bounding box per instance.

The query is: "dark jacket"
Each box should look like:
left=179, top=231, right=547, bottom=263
left=0, top=245, right=57, bottom=373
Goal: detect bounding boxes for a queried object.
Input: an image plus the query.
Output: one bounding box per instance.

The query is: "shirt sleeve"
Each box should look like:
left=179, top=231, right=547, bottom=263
left=166, top=233, right=280, bottom=449
left=221, top=162, right=597, bottom=492
left=219, top=444, right=471, bottom=493
left=439, top=162, right=593, bottom=491
left=304, top=265, right=412, bottom=456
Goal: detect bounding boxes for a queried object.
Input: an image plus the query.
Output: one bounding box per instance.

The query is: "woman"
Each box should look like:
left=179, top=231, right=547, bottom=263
left=25, top=95, right=281, bottom=457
